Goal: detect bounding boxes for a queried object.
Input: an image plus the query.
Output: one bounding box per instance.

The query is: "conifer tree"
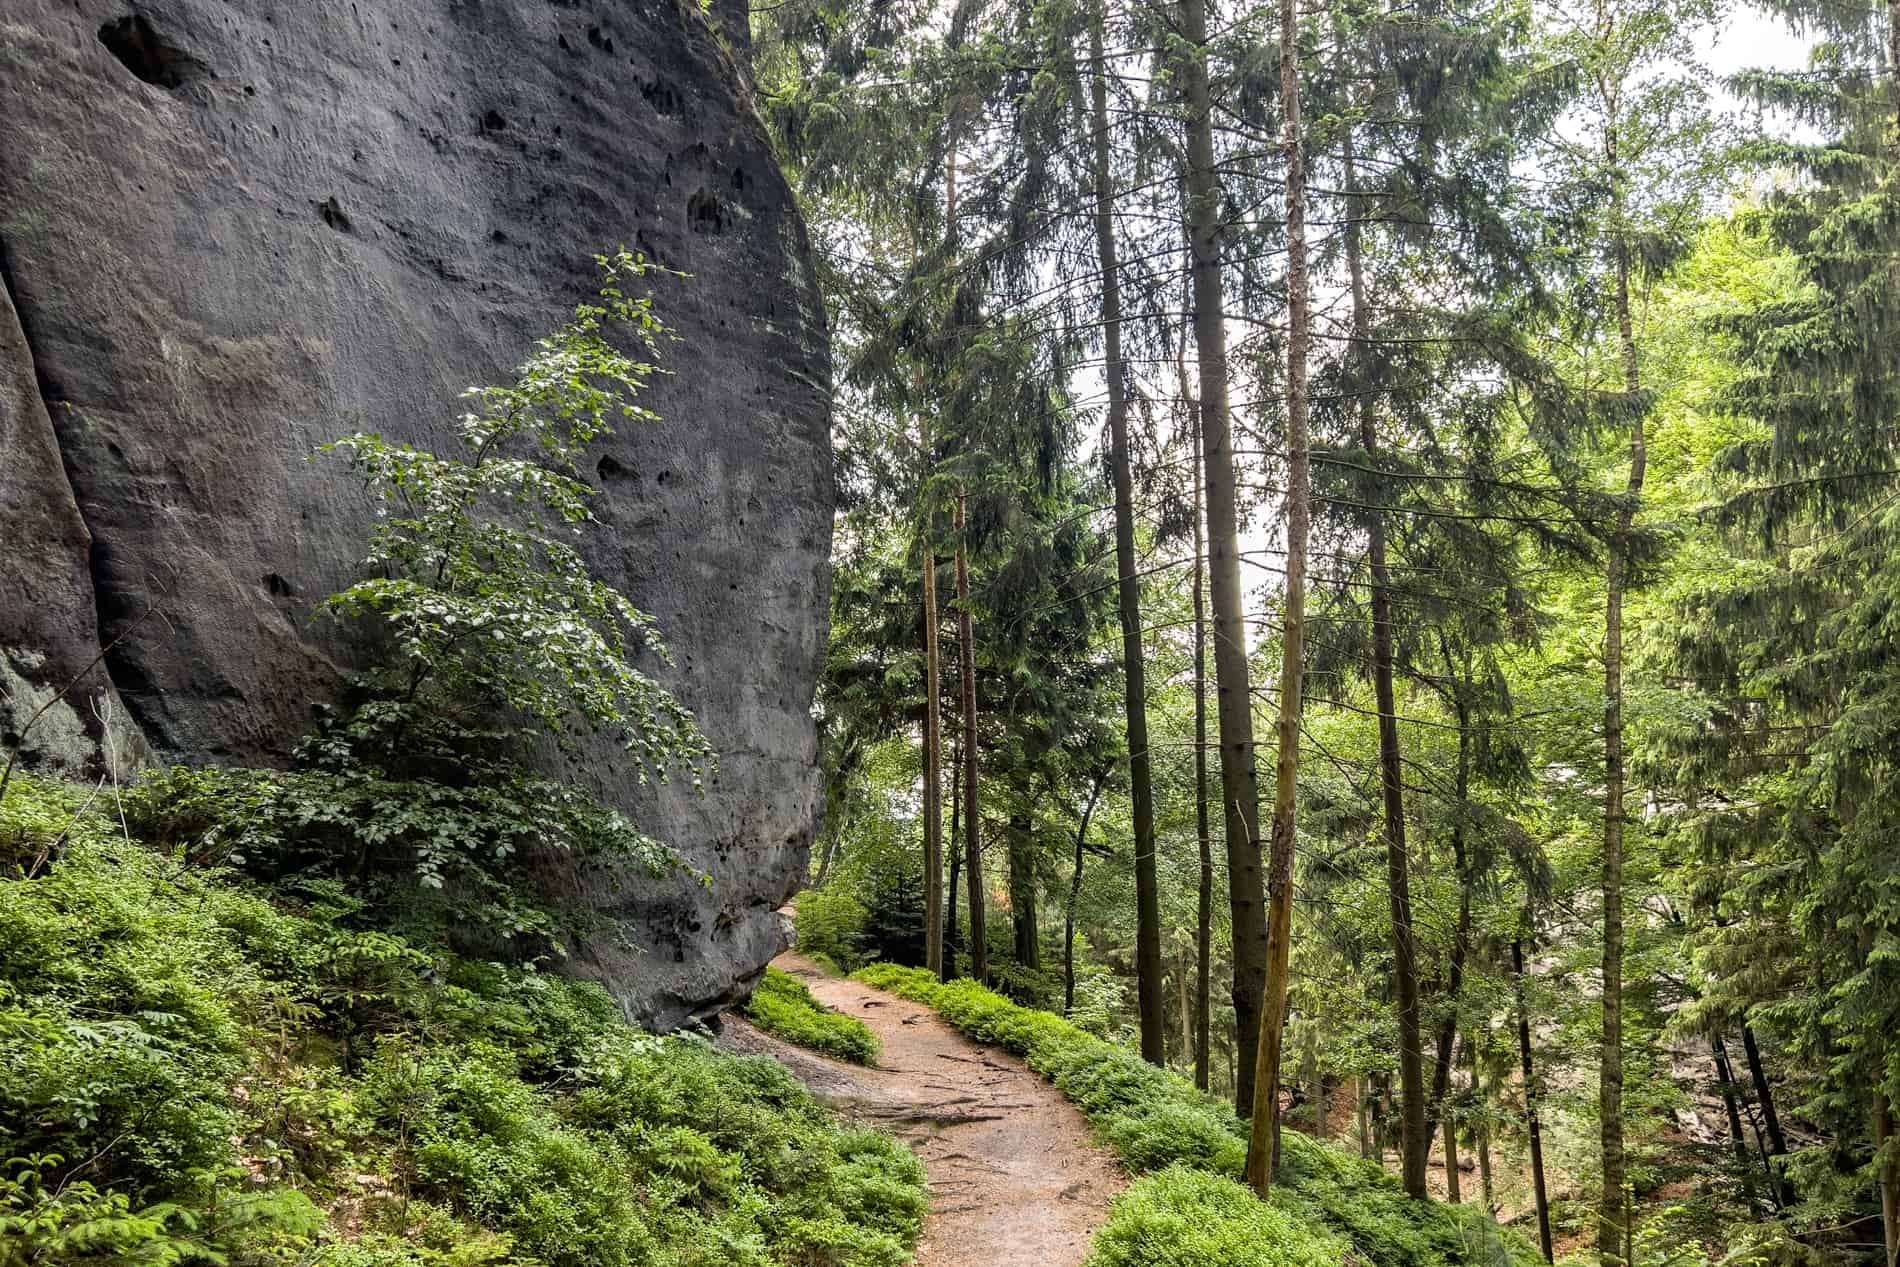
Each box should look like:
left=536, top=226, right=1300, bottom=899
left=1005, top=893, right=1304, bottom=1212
left=1179, top=0, right=1269, bottom=1119
left=1083, top=0, right=1166, bottom=1064
left=1246, top=0, right=1313, bottom=1194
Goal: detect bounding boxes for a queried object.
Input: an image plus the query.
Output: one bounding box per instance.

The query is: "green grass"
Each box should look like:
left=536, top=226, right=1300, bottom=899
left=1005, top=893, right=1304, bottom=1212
left=853, top=963, right=1543, bottom=1267
left=745, top=966, right=881, bottom=1065
left=0, top=772, right=926, bottom=1267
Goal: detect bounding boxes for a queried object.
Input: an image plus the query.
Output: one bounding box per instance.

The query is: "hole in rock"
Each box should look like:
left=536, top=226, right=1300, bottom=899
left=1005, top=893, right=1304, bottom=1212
left=686, top=188, right=728, bottom=235
left=596, top=454, right=636, bottom=482
left=318, top=196, right=351, bottom=232
left=482, top=109, right=507, bottom=132
left=98, top=14, right=210, bottom=89
left=642, top=79, right=685, bottom=117
left=265, top=572, right=295, bottom=598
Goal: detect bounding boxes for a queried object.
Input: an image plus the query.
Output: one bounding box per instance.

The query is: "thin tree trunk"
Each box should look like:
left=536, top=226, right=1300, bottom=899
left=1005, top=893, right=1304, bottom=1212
left=1007, top=807, right=1040, bottom=968
left=1179, top=949, right=1194, bottom=1069
left=1515, top=937, right=1555, bottom=1262
left=1180, top=0, right=1265, bottom=1118
left=1064, top=774, right=1104, bottom=1015
left=1309, top=1032, right=1327, bottom=1137
left=1088, top=0, right=1164, bottom=1063
left=946, top=732, right=962, bottom=978
left=1865, top=914, right=1900, bottom=1267
left=1427, top=689, right=1476, bottom=1153
left=1739, top=1023, right=1789, bottom=1181
left=1443, top=1069, right=1462, bottom=1203
left=1383, top=1071, right=1398, bottom=1170
left=1876, top=1084, right=1899, bottom=1267
left=954, top=490, right=986, bottom=984
left=1426, top=696, right=1476, bottom=1157
left=1184, top=307, right=1214, bottom=1094
left=1476, top=1043, right=1495, bottom=1213
left=1599, top=115, right=1646, bottom=1263
left=1342, top=104, right=1427, bottom=1202
left=1244, top=0, right=1310, bottom=1196
left=813, top=821, right=843, bottom=890
left=1356, top=1073, right=1372, bottom=1159
left=1710, top=1034, right=1760, bottom=1209
left=922, top=533, right=945, bottom=978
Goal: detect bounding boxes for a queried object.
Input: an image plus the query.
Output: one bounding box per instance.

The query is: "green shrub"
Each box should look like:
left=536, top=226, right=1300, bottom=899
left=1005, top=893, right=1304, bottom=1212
left=0, top=773, right=927, bottom=1267
left=1086, top=1165, right=1343, bottom=1267
left=0, top=779, right=280, bottom=1199
left=745, top=966, right=880, bottom=1064
left=794, top=887, right=872, bottom=971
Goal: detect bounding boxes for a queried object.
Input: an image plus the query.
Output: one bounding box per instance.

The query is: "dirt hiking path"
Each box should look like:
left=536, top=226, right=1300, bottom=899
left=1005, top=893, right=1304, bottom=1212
left=719, top=952, right=1124, bottom=1267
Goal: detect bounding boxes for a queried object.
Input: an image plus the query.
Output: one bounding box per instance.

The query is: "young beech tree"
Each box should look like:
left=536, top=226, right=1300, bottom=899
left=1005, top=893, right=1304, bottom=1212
left=134, top=253, right=708, bottom=946
left=1532, top=0, right=1714, bottom=1252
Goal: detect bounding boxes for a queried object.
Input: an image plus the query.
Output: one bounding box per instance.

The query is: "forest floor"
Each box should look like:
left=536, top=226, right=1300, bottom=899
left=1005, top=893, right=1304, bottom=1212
left=719, top=952, right=1125, bottom=1266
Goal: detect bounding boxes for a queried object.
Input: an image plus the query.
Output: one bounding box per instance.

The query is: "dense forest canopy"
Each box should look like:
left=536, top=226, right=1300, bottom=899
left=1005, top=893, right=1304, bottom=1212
left=757, top=0, right=1900, bottom=1261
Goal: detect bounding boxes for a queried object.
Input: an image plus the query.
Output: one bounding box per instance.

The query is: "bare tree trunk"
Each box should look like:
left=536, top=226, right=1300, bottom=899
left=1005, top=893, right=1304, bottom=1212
left=1877, top=1085, right=1899, bottom=1267
left=1476, top=1045, right=1495, bottom=1213
left=1309, top=1031, right=1327, bottom=1137
left=1710, top=1034, right=1760, bottom=1209
left=946, top=750, right=962, bottom=981
left=1007, top=807, right=1040, bottom=968
left=1180, top=0, right=1265, bottom=1118
left=1064, top=775, right=1104, bottom=1015
left=1868, top=911, right=1900, bottom=1267
left=1443, top=1114, right=1462, bottom=1202
left=1179, top=949, right=1194, bottom=1069
left=1184, top=313, right=1214, bottom=1094
left=1088, top=0, right=1164, bottom=1063
left=1443, top=1033, right=1463, bottom=1203
left=1739, top=1022, right=1789, bottom=1194
left=1598, top=113, right=1646, bottom=1260
left=922, top=532, right=945, bottom=978
left=813, top=818, right=843, bottom=890
left=1515, top=937, right=1554, bottom=1261
left=1340, top=103, right=1427, bottom=1203
left=1244, top=0, right=1309, bottom=1197
left=954, top=490, right=986, bottom=985
left=1356, top=1074, right=1372, bottom=1159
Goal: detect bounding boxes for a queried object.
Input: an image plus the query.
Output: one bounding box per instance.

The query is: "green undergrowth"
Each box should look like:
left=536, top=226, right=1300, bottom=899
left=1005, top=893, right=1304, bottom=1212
left=0, top=772, right=925, bottom=1267
left=745, top=967, right=880, bottom=1065
left=852, top=963, right=1541, bottom=1267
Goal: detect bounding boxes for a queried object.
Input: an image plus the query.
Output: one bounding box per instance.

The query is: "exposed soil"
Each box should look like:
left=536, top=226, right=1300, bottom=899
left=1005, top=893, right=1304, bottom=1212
left=719, top=953, right=1125, bottom=1266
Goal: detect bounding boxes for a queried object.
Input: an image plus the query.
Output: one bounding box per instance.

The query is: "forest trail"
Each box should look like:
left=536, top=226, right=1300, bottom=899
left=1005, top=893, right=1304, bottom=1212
left=720, top=952, right=1124, bottom=1266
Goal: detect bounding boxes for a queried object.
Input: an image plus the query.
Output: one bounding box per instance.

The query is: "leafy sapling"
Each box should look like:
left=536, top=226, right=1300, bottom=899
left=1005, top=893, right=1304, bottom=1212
left=318, top=249, right=710, bottom=784
left=128, top=252, right=713, bottom=947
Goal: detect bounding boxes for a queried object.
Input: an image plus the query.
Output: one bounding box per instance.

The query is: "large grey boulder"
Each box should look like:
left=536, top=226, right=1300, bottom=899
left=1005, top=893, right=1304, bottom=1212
left=0, top=0, right=831, bottom=1026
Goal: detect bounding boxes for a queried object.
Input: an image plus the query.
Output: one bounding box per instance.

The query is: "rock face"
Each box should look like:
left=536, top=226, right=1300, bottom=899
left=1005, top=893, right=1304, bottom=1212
left=0, top=0, right=832, bottom=1026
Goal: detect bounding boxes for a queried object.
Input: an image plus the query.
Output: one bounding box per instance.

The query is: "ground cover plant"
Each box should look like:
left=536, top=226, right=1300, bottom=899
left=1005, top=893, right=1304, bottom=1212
left=0, top=773, right=926, bottom=1267
left=853, top=964, right=1540, bottom=1267
left=746, top=966, right=881, bottom=1065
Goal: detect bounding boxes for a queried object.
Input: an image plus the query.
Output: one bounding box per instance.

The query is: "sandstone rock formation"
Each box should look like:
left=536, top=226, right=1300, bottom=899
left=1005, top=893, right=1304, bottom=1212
left=0, top=0, right=832, bottom=1026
